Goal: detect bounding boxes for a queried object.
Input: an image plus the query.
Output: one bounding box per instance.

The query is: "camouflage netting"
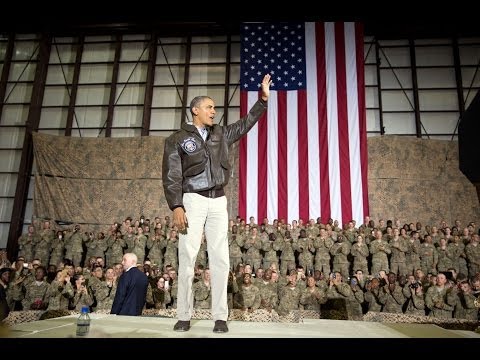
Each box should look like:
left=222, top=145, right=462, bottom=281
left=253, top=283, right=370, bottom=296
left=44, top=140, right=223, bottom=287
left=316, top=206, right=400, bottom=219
left=2, top=310, right=73, bottom=326
left=363, top=311, right=479, bottom=331
left=32, top=133, right=479, bottom=229
left=2, top=309, right=314, bottom=326
left=142, top=308, right=316, bottom=322
left=32, top=132, right=170, bottom=226
left=3, top=310, right=479, bottom=332
left=366, top=136, right=480, bottom=226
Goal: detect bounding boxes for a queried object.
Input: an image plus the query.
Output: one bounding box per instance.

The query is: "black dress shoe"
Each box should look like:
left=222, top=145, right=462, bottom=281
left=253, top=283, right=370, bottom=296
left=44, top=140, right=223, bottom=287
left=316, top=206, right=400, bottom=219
left=213, top=320, right=228, bottom=333
left=173, top=320, right=191, bottom=332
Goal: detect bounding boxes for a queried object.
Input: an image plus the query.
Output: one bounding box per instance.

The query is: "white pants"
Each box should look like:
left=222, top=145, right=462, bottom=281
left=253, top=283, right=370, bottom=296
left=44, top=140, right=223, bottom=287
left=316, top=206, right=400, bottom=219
left=176, top=193, right=230, bottom=321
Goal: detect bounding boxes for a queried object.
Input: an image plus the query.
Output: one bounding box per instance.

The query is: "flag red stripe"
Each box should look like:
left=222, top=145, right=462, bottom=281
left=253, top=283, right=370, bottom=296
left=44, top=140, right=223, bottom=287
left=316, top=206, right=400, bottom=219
left=335, top=22, right=353, bottom=223
left=355, top=22, right=369, bottom=219
left=316, top=22, right=331, bottom=223
left=277, top=92, right=288, bottom=221
left=297, top=90, right=309, bottom=222
left=238, top=91, right=248, bottom=220
left=257, top=92, right=268, bottom=222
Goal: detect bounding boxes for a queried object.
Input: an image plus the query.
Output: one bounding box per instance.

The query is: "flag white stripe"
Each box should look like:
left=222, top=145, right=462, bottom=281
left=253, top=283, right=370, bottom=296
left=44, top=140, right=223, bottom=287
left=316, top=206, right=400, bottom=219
left=305, top=22, right=321, bottom=220
left=246, top=92, right=259, bottom=221
left=267, top=91, right=278, bottom=221
left=325, top=22, right=342, bottom=224
left=287, top=91, right=299, bottom=223
left=345, top=22, right=364, bottom=224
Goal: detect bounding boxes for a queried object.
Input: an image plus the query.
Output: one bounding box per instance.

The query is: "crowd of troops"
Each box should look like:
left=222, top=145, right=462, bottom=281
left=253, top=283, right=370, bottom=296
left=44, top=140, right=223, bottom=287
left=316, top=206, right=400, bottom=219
left=0, top=215, right=479, bottom=321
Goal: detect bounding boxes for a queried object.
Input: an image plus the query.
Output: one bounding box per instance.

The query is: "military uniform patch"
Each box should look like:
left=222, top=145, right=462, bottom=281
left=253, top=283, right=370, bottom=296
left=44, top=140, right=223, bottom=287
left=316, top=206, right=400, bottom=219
left=181, top=137, right=197, bottom=153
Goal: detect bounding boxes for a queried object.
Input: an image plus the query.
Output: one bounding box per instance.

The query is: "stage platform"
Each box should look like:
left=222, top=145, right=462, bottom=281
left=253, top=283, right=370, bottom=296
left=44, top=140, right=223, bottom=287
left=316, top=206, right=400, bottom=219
left=3, top=313, right=479, bottom=338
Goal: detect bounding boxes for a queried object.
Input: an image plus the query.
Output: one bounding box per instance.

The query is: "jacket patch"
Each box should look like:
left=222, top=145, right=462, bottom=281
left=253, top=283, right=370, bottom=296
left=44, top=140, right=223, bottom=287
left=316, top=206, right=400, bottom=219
left=181, top=137, right=197, bottom=153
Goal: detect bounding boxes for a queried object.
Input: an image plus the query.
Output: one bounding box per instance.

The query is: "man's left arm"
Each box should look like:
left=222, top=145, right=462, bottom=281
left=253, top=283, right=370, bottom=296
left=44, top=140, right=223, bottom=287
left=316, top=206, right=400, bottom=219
left=224, top=74, right=271, bottom=144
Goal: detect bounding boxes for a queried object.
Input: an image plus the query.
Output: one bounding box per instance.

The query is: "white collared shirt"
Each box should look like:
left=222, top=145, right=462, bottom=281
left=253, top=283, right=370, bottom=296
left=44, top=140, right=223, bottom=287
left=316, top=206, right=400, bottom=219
left=197, top=126, right=207, bottom=141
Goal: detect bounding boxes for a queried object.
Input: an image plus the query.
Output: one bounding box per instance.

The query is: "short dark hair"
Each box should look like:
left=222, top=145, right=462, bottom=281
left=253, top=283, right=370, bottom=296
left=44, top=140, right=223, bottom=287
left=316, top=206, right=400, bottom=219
left=189, top=96, right=212, bottom=116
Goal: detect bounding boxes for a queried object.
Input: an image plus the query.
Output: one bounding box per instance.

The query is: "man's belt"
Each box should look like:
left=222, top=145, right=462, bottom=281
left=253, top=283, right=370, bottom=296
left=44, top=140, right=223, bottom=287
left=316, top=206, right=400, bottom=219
left=195, top=188, right=225, bottom=198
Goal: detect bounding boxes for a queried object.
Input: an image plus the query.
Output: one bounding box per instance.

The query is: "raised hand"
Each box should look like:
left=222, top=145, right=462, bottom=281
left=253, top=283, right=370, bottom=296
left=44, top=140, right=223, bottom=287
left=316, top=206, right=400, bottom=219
left=261, top=74, right=272, bottom=101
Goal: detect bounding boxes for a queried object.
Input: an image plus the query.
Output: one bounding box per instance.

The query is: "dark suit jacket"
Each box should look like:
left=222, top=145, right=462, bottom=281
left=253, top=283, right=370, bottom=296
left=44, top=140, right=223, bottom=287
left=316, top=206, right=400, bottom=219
left=111, top=267, right=149, bottom=316
left=0, top=285, right=10, bottom=321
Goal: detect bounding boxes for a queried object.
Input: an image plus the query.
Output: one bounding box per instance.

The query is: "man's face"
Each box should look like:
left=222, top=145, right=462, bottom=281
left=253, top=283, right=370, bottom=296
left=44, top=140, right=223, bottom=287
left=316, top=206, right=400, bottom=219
left=1, top=271, right=10, bottom=283
left=193, top=98, right=215, bottom=127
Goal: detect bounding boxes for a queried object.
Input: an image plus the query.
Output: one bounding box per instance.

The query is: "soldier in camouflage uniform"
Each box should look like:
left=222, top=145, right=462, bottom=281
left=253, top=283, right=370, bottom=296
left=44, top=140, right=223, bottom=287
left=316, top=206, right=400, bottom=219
left=382, top=226, right=394, bottom=242
left=163, top=229, right=179, bottom=270
left=233, top=272, right=261, bottom=312
left=22, top=266, right=49, bottom=310
left=326, top=271, right=352, bottom=301
left=227, top=270, right=239, bottom=310
left=453, top=281, right=478, bottom=320
left=313, top=270, right=329, bottom=292
left=329, top=234, right=351, bottom=280
left=380, top=272, right=405, bottom=313
left=17, top=225, right=38, bottom=263
left=85, top=232, right=108, bottom=265
left=131, top=227, right=147, bottom=264
left=278, top=230, right=296, bottom=275
left=363, top=277, right=385, bottom=312
left=166, top=267, right=178, bottom=309
left=403, top=274, right=426, bottom=316
left=350, top=235, right=369, bottom=275
left=306, top=219, right=320, bottom=239
left=146, top=228, right=166, bottom=270
left=424, top=272, right=456, bottom=318
left=104, top=223, right=119, bottom=264
left=228, top=225, right=244, bottom=272
left=67, top=225, right=87, bottom=268
left=369, top=229, right=391, bottom=275
left=436, top=238, right=454, bottom=273
left=313, top=228, right=334, bottom=276
left=34, top=220, right=55, bottom=268
left=123, top=225, right=136, bottom=253
left=429, top=226, right=442, bottom=247
left=107, top=231, right=126, bottom=267
left=405, top=231, right=421, bottom=276
left=262, top=232, right=281, bottom=270
left=49, top=231, right=65, bottom=268
left=71, top=274, right=94, bottom=311
left=446, top=235, right=466, bottom=276
left=243, top=227, right=263, bottom=272
left=46, top=270, right=73, bottom=310
left=256, top=269, right=278, bottom=312
left=465, top=234, right=480, bottom=278
left=290, top=220, right=300, bottom=239
left=195, top=234, right=208, bottom=269
left=94, top=267, right=117, bottom=311
left=295, top=229, right=315, bottom=275
left=277, top=273, right=301, bottom=315
left=299, top=276, right=327, bottom=312
left=192, top=268, right=212, bottom=309
left=419, top=235, right=438, bottom=275
left=87, top=265, right=104, bottom=300
left=347, top=277, right=365, bottom=320
left=344, top=221, right=358, bottom=244
left=389, top=228, right=408, bottom=277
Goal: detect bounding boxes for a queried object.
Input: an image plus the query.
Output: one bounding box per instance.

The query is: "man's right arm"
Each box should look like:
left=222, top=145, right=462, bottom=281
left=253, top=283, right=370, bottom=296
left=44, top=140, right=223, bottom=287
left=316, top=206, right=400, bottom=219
left=162, top=136, right=183, bottom=211
left=162, top=136, right=188, bottom=231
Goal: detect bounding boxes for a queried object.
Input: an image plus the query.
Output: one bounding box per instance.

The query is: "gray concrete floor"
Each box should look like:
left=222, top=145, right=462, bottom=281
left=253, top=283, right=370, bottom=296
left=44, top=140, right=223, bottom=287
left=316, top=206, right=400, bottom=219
left=3, top=313, right=479, bottom=338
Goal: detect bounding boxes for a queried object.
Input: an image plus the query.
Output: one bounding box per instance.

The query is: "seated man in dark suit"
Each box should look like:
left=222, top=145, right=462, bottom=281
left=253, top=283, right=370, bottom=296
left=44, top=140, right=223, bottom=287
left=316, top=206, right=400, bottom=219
left=111, top=253, right=149, bottom=316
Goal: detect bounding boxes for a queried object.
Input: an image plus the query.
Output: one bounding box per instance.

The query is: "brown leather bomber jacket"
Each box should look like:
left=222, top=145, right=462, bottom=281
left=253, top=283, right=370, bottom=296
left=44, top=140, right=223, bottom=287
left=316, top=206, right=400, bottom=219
left=162, top=99, right=267, bottom=211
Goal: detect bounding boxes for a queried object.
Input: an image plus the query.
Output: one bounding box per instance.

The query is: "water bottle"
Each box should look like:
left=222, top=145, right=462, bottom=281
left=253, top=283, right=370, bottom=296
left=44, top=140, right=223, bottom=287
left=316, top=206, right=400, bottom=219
left=76, top=306, right=91, bottom=337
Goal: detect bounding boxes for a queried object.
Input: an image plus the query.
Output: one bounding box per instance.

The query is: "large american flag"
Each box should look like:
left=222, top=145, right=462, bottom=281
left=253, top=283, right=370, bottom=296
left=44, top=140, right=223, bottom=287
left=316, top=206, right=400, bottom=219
left=238, top=22, right=368, bottom=226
